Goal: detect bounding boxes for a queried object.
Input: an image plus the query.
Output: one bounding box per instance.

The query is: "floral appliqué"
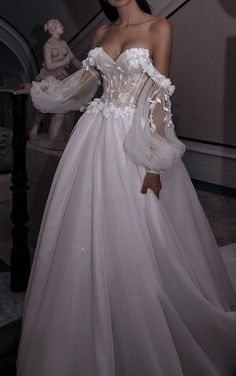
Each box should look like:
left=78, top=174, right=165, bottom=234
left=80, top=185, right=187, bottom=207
left=85, top=98, right=135, bottom=120
left=124, top=48, right=176, bottom=95
left=124, top=48, right=150, bottom=69
left=82, top=47, right=101, bottom=71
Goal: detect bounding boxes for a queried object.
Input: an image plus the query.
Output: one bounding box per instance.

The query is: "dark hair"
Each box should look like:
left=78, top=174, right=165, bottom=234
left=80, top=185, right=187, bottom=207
left=98, top=0, right=152, bottom=22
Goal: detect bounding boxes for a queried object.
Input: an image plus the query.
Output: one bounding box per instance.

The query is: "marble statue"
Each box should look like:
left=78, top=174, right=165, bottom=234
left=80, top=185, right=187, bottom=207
left=29, top=19, right=82, bottom=150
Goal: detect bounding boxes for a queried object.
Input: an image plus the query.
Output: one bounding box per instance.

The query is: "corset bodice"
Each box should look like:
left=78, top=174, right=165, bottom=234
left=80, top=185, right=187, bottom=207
left=82, top=47, right=156, bottom=119
left=31, top=46, right=175, bottom=123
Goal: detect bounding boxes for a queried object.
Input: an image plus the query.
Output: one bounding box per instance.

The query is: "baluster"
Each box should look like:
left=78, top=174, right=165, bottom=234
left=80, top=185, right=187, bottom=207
left=10, top=93, right=31, bottom=292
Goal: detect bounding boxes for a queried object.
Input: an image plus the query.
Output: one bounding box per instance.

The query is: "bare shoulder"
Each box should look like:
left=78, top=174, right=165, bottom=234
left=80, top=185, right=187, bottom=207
left=150, top=16, right=172, bottom=55
left=90, top=24, right=110, bottom=48
left=150, top=16, right=172, bottom=34
left=95, top=23, right=110, bottom=36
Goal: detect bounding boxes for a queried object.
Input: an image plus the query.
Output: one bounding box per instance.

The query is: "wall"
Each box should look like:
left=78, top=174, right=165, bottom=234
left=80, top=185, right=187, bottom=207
left=0, top=42, right=22, bottom=73
left=170, top=0, right=236, bottom=147
left=0, top=0, right=100, bottom=64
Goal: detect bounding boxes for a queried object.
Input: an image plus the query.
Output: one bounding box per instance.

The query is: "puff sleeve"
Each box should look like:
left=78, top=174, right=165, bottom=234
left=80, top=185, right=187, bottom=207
left=30, top=60, right=101, bottom=114
left=124, top=58, right=186, bottom=173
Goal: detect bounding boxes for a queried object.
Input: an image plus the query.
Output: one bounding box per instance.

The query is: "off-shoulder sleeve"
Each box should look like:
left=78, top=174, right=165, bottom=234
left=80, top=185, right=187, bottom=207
left=124, top=58, right=186, bottom=173
left=30, top=60, right=101, bottom=114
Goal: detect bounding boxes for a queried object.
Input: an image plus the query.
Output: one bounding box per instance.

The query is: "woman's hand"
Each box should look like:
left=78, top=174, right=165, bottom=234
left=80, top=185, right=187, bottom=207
left=141, top=172, right=162, bottom=199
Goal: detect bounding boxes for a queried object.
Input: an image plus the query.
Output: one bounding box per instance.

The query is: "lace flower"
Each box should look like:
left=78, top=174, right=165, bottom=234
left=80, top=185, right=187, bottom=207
left=141, top=58, right=176, bottom=95
left=125, top=48, right=150, bottom=70
left=86, top=98, right=135, bottom=120
left=82, top=47, right=101, bottom=71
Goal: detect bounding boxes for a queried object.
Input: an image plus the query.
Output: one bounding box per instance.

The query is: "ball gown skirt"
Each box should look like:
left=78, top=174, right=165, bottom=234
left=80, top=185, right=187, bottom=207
left=16, top=47, right=236, bottom=376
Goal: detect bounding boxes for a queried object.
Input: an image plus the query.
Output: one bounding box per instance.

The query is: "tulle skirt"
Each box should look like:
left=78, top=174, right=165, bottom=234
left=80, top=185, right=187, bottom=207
left=16, top=110, right=236, bottom=376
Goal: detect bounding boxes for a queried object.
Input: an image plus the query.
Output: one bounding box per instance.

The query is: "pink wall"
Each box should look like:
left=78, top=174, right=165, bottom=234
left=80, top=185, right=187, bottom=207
left=170, top=0, right=236, bottom=146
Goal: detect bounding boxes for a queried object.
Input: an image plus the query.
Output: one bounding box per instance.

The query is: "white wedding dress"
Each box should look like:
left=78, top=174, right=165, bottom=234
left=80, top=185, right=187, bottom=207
left=16, top=47, right=236, bottom=376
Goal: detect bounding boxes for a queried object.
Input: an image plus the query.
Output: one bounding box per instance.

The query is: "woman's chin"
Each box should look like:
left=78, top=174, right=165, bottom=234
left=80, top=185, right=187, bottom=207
left=109, top=0, right=132, bottom=7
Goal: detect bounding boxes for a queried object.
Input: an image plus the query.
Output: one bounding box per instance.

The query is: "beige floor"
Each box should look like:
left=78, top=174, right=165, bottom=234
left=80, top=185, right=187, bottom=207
left=196, top=189, right=236, bottom=246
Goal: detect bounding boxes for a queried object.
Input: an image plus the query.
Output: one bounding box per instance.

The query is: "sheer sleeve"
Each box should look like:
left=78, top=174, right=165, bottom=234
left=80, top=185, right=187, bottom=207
left=30, top=60, right=101, bottom=114
left=124, top=59, right=186, bottom=173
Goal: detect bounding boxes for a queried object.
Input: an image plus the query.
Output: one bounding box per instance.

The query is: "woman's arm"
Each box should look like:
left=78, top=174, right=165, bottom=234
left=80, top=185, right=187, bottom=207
left=141, top=18, right=173, bottom=199
left=90, top=24, right=109, bottom=49
left=149, top=18, right=173, bottom=138
left=151, top=18, right=172, bottom=77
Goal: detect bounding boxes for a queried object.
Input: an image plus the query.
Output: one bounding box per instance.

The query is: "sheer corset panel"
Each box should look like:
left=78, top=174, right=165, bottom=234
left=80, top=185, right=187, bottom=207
left=82, top=47, right=149, bottom=120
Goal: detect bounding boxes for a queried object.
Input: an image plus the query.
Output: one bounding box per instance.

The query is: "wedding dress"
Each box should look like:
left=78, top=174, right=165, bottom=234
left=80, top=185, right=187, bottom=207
left=16, top=47, right=236, bottom=376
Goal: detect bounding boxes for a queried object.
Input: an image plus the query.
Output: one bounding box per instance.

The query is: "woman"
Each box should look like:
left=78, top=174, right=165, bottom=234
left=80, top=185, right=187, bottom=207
left=16, top=0, right=236, bottom=375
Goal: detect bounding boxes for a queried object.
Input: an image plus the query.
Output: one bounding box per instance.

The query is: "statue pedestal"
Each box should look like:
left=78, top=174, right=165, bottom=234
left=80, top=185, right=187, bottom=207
left=26, top=142, right=62, bottom=247
left=28, top=110, right=78, bottom=151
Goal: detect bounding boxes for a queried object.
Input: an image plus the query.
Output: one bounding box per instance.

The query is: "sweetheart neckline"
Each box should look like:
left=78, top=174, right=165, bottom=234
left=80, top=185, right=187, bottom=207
left=89, top=46, right=152, bottom=63
left=86, top=46, right=174, bottom=88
